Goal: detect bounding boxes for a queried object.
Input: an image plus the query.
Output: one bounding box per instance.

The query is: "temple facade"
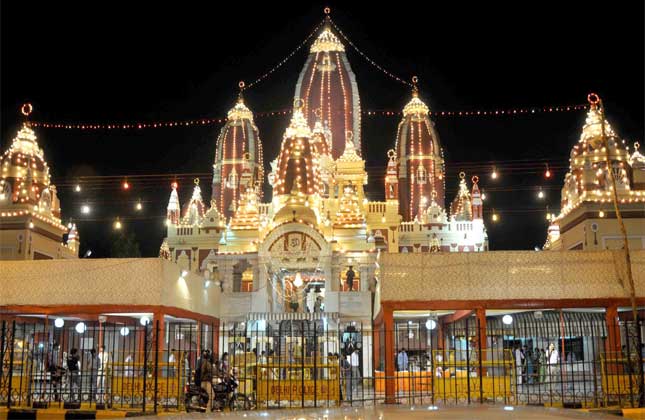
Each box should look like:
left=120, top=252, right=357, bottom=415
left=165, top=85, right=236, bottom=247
left=161, top=19, right=488, bottom=327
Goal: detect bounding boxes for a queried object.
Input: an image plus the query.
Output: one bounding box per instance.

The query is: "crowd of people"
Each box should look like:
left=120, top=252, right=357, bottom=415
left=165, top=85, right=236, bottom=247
left=514, top=343, right=560, bottom=385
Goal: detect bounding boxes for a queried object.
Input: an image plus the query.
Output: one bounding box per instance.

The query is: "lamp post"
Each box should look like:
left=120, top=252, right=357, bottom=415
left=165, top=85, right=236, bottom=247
left=592, top=93, right=637, bottom=323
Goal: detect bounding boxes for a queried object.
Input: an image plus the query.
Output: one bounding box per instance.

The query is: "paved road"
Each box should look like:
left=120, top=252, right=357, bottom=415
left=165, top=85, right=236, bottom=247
left=149, top=405, right=619, bottom=419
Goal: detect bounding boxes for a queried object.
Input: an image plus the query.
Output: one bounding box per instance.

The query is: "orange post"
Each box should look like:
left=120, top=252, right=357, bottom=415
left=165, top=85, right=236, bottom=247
left=383, top=306, right=396, bottom=403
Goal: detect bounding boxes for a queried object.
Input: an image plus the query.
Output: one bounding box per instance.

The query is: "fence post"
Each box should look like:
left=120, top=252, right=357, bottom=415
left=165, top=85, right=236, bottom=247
left=0, top=321, right=5, bottom=397
left=154, top=320, right=159, bottom=414
left=477, top=318, right=484, bottom=404
left=143, top=323, right=148, bottom=413
left=7, top=321, right=16, bottom=410
left=636, top=318, right=645, bottom=407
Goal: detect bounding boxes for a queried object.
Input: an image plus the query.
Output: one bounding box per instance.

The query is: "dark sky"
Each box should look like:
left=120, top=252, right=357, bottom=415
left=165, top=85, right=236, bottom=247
left=2, top=2, right=643, bottom=257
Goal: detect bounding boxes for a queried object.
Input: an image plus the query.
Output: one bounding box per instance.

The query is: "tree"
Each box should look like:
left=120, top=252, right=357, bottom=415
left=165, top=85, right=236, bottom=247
left=110, top=231, right=141, bottom=258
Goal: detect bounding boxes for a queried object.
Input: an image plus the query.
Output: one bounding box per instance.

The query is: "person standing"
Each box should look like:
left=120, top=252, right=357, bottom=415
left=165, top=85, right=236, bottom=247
left=546, top=343, right=559, bottom=383
left=97, top=346, right=110, bottom=404
left=397, top=348, right=408, bottom=371
left=514, top=346, right=524, bottom=385
left=345, top=266, right=355, bottom=291
left=67, top=348, right=81, bottom=402
left=199, top=351, right=214, bottom=411
left=350, top=348, right=361, bottom=397
left=340, top=353, right=351, bottom=401
left=526, top=348, right=534, bottom=385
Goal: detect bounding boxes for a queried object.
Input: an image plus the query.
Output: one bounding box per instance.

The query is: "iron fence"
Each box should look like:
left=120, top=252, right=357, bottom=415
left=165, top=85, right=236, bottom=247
left=1, top=313, right=644, bottom=412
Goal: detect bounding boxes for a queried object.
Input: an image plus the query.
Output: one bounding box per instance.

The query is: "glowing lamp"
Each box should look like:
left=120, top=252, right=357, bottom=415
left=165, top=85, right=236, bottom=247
left=140, top=316, right=150, bottom=326
left=75, top=322, right=86, bottom=334
left=114, top=219, right=122, bottom=230
left=54, top=318, right=64, bottom=328
left=537, top=190, right=545, bottom=199
left=75, top=185, right=81, bottom=193
left=293, top=272, right=303, bottom=287
left=502, top=315, right=513, bottom=325
left=599, top=210, right=605, bottom=218
left=122, top=180, right=130, bottom=190
left=492, top=213, right=499, bottom=222
left=81, top=204, right=90, bottom=215
left=120, top=327, right=130, bottom=336
left=425, top=319, right=437, bottom=330
left=135, top=202, right=143, bottom=211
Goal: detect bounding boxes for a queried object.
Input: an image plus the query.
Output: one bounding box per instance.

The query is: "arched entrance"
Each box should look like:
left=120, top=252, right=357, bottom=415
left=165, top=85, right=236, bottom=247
left=258, top=222, right=332, bottom=314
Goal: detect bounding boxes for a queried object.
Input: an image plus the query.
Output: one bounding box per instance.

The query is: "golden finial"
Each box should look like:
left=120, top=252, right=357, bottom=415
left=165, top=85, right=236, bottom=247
left=21, top=103, right=33, bottom=126
left=324, top=7, right=331, bottom=16
left=412, top=76, right=419, bottom=97
left=345, top=130, right=354, bottom=142
left=587, top=92, right=601, bottom=110
left=293, top=98, right=304, bottom=110
left=459, top=171, right=466, bottom=180
left=635, top=141, right=641, bottom=151
left=313, top=107, right=322, bottom=119
left=194, top=178, right=200, bottom=186
left=243, top=152, right=251, bottom=161
left=237, top=81, right=245, bottom=102
left=387, top=149, right=396, bottom=160
left=472, top=175, right=479, bottom=185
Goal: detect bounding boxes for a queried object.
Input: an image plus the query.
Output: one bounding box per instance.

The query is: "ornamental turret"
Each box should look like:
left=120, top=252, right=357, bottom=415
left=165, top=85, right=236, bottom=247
left=212, top=89, right=264, bottom=221
left=384, top=149, right=398, bottom=201
left=182, top=179, right=206, bottom=226
left=450, top=173, right=473, bottom=222
left=294, top=16, right=361, bottom=159
left=395, top=83, right=445, bottom=221
left=166, top=182, right=180, bottom=225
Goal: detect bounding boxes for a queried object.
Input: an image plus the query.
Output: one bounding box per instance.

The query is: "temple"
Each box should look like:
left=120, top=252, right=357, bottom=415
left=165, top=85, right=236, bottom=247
left=0, top=112, right=79, bottom=260
left=161, top=18, right=488, bottom=330
left=545, top=96, right=645, bottom=250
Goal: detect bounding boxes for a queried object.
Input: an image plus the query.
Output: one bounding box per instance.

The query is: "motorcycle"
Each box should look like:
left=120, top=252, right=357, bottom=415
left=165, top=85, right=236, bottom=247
left=183, top=375, right=250, bottom=412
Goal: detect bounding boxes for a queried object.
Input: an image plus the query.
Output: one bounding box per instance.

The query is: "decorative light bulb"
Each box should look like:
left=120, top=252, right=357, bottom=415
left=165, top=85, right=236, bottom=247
left=75, top=322, right=86, bottom=334
left=481, top=192, right=487, bottom=201
left=537, top=190, right=545, bottom=199
left=81, top=204, right=91, bottom=215
left=54, top=318, right=64, bottom=328
left=491, top=167, right=498, bottom=179
left=502, top=315, right=513, bottom=325
left=75, top=184, right=81, bottom=192
left=293, top=272, right=303, bottom=287
left=136, top=202, right=143, bottom=211
left=114, top=219, right=122, bottom=230
left=29, top=222, right=34, bottom=229
left=599, top=210, right=605, bottom=218
left=140, top=316, right=150, bottom=326
left=545, top=169, right=551, bottom=178
left=425, top=319, right=437, bottom=330
left=122, top=180, right=130, bottom=190
left=492, top=213, right=499, bottom=222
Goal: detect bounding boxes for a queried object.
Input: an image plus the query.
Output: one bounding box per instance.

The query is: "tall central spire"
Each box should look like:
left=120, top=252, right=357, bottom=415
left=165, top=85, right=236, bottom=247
left=294, top=14, right=361, bottom=159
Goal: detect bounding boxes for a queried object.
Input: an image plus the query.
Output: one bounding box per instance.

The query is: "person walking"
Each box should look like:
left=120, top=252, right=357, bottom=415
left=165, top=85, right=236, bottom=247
left=397, top=348, right=408, bottom=371
left=67, top=348, right=81, bottom=402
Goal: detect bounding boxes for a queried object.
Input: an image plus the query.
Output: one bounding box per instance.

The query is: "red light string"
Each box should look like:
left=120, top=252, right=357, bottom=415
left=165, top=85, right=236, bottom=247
left=28, top=103, right=588, bottom=131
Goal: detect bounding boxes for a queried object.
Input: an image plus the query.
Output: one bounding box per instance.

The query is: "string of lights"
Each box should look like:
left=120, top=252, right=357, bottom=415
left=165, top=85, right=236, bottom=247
left=27, top=103, right=588, bottom=131
left=244, top=19, right=326, bottom=90
left=328, top=18, right=413, bottom=88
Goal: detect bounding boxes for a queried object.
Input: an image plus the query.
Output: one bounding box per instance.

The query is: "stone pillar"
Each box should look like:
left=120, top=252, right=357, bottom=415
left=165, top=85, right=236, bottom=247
left=383, top=306, right=396, bottom=403
left=605, top=304, right=621, bottom=354
left=476, top=308, right=487, bottom=376
left=153, top=312, right=166, bottom=353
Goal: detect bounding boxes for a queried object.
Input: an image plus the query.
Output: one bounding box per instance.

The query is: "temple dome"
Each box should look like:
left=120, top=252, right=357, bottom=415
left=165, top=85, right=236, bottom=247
left=395, top=90, right=445, bottom=221
left=212, top=95, right=264, bottom=221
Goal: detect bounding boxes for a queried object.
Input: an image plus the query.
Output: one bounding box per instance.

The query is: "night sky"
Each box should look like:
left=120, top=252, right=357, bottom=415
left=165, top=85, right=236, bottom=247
left=2, top=2, right=643, bottom=257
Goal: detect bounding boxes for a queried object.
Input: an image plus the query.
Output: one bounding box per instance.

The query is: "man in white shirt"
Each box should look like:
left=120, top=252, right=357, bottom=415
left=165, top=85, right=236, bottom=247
left=350, top=348, right=361, bottom=397
left=546, top=343, right=559, bottom=383
left=514, top=346, right=524, bottom=385
left=97, top=346, right=110, bottom=403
